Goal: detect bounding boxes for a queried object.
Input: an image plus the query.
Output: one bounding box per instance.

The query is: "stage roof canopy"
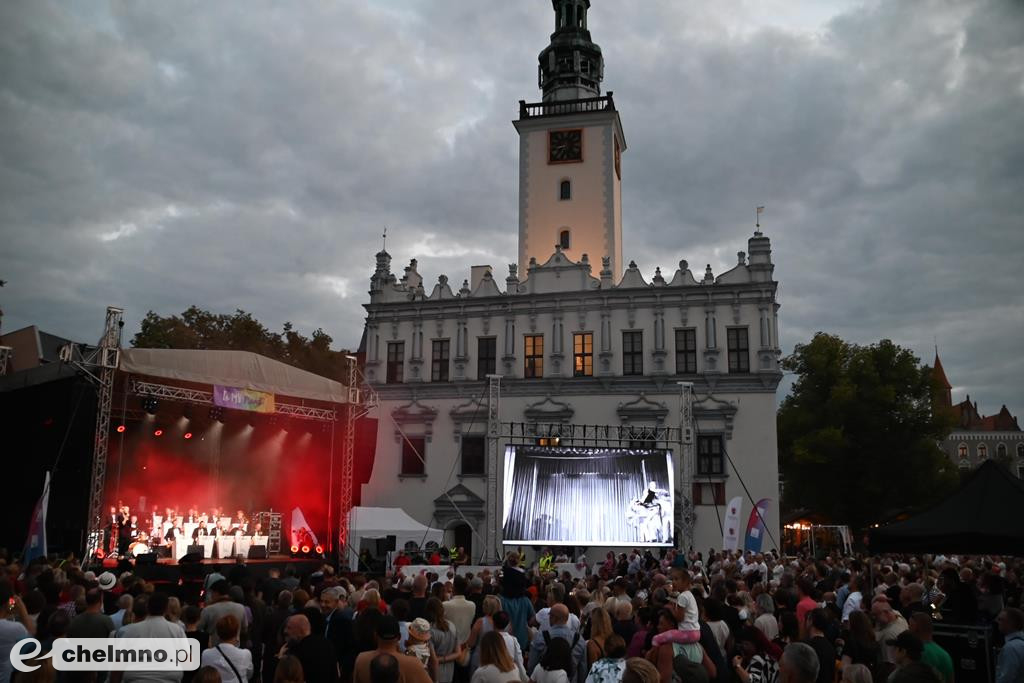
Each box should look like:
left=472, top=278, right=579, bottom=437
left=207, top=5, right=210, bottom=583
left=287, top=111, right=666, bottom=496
left=120, top=348, right=351, bottom=404
left=869, top=460, right=1024, bottom=555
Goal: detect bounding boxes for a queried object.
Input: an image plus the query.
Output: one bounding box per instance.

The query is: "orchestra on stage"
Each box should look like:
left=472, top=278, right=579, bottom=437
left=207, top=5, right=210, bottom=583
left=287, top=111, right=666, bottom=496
left=104, top=501, right=269, bottom=561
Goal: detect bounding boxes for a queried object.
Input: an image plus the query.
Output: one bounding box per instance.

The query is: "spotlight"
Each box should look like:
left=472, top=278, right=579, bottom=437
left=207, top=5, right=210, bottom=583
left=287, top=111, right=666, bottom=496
left=143, top=397, right=159, bottom=414
left=116, top=425, right=126, bottom=433
left=290, top=545, right=299, bottom=554
left=184, top=432, right=193, bottom=440
left=154, top=429, right=163, bottom=437
left=314, top=545, right=324, bottom=555
left=208, top=406, right=225, bottom=422
left=301, top=545, right=311, bottom=554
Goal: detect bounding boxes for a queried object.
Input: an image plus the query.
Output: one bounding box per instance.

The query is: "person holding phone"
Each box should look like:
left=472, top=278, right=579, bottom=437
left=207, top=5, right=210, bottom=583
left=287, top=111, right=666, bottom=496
left=1, top=581, right=36, bottom=683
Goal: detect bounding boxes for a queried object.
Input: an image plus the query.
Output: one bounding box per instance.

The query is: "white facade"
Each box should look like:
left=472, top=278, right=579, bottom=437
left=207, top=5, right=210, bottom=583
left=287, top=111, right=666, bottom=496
left=357, top=1, right=783, bottom=560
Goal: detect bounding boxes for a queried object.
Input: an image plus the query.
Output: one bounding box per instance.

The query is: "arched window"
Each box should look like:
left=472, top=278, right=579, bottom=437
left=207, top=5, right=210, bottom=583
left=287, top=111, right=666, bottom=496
left=559, top=230, right=570, bottom=250
left=978, top=443, right=988, bottom=459
left=957, top=444, right=968, bottom=460
left=1017, top=443, right=1024, bottom=459
left=997, top=443, right=1007, bottom=459
left=560, top=179, right=571, bottom=200
left=404, top=540, right=418, bottom=551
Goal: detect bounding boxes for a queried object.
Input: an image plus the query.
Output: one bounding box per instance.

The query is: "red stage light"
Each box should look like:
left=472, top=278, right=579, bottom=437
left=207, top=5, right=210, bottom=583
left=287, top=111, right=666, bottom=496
left=95, top=548, right=105, bottom=559
left=154, top=429, right=163, bottom=437
left=301, top=545, right=311, bottom=554
left=314, top=545, right=323, bottom=554
left=184, top=432, right=193, bottom=439
left=290, top=545, right=299, bottom=553
left=116, top=425, right=126, bottom=433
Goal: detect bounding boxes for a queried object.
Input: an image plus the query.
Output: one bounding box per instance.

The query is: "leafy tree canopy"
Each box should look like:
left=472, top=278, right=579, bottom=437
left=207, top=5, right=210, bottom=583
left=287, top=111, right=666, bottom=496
left=131, top=306, right=350, bottom=382
left=778, top=332, right=957, bottom=529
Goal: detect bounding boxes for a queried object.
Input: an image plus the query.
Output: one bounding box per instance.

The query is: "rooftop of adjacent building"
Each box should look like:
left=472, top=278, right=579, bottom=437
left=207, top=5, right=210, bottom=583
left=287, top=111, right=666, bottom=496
left=932, top=351, right=1020, bottom=432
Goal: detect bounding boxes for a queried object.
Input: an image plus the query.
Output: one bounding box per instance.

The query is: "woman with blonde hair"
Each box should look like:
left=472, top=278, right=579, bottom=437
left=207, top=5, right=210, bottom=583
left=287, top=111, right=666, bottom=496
left=586, top=607, right=613, bottom=670
left=471, top=631, right=522, bottom=683
left=466, top=595, right=503, bottom=668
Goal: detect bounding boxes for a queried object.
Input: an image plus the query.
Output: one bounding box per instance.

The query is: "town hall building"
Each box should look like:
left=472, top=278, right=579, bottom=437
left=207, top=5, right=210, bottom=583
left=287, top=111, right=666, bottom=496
left=359, top=0, right=783, bottom=560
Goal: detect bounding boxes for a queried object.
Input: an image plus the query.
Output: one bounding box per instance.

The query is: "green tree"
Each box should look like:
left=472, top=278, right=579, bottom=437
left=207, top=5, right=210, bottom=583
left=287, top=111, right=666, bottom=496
left=132, top=306, right=351, bottom=381
left=777, top=333, right=957, bottom=529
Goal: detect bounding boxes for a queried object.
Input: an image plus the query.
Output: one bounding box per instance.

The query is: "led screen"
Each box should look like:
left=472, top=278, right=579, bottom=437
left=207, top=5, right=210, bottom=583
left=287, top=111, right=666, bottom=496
left=502, top=445, right=674, bottom=546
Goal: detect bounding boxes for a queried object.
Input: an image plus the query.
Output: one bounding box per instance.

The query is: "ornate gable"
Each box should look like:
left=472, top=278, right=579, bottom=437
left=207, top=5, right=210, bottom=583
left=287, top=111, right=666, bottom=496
left=617, top=393, right=669, bottom=424
left=523, top=395, right=575, bottom=422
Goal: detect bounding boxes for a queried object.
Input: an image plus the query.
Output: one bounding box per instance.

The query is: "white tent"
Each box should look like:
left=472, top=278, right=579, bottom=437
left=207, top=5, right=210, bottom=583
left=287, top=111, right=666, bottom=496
left=347, top=506, right=444, bottom=569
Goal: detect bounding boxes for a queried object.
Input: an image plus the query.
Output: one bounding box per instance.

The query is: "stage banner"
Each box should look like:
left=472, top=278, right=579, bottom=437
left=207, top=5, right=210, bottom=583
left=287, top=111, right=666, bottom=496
left=722, top=496, right=743, bottom=551
left=23, top=471, right=50, bottom=563
left=744, top=498, right=772, bottom=552
left=214, top=385, right=275, bottom=414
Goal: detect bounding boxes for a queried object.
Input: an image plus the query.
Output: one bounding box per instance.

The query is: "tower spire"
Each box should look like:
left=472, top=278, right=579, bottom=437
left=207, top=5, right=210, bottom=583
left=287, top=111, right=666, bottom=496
left=538, top=0, right=604, bottom=102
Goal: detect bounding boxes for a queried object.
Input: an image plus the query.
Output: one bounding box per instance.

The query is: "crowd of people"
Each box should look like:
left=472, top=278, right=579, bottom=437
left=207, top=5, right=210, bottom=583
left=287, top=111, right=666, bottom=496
left=0, top=546, right=1021, bottom=683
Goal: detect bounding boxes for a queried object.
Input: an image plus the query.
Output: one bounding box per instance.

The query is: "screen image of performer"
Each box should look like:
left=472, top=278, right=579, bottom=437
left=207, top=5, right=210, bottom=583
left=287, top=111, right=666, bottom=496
left=626, top=481, right=672, bottom=543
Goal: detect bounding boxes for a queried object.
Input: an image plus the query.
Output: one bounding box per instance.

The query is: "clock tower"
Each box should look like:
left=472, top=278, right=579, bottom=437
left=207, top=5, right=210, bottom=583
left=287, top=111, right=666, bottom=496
left=514, top=0, right=626, bottom=278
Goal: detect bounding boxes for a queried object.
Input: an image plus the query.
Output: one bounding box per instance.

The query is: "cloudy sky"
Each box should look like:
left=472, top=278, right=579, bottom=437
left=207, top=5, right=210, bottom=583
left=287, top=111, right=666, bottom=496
left=1, top=0, right=1021, bottom=411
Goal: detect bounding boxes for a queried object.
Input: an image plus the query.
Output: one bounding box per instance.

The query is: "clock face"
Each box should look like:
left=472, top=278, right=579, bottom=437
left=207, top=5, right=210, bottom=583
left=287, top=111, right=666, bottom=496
left=549, top=129, right=583, bottom=163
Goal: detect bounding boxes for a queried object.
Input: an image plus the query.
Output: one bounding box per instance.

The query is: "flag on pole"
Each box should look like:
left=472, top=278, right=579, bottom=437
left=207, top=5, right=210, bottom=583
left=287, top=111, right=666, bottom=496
left=290, top=507, right=320, bottom=547
left=722, top=496, right=743, bottom=551
left=23, top=472, right=50, bottom=563
left=743, top=497, right=772, bottom=552
left=756, top=206, right=765, bottom=215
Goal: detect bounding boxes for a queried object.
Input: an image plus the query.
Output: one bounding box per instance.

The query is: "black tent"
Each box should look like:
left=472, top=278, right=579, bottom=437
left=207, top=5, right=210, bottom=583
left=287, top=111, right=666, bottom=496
left=869, top=460, right=1024, bottom=555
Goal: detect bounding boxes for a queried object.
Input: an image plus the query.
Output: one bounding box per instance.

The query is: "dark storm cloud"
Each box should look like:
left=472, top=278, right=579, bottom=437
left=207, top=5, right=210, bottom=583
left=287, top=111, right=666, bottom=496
left=0, top=1, right=1020, bottom=412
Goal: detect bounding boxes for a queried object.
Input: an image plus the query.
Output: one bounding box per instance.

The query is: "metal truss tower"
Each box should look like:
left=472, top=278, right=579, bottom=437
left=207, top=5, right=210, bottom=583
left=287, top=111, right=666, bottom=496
left=482, top=374, right=502, bottom=564
left=84, top=306, right=124, bottom=557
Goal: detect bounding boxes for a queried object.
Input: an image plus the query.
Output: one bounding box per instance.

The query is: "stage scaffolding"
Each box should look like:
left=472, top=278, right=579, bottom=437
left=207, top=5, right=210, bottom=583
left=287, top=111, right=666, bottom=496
left=77, top=307, right=369, bottom=559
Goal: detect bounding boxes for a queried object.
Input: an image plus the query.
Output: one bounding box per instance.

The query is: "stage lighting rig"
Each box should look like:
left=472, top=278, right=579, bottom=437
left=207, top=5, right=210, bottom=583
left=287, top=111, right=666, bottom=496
left=209, top=406, right=225, bottom=422
left=142, top=396, right=159, bottom=414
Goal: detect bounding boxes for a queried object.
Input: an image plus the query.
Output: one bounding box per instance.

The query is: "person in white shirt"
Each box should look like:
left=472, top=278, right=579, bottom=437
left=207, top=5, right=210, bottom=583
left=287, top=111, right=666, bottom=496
left=493, top=611, right=528, bottom=681
left=535, top=584, right=580, bottom=633
left=200, top=614, right=253, bottom=683
left=443, top=576, right=478, bottom=642
left=112, top=592, right=187, bottom=683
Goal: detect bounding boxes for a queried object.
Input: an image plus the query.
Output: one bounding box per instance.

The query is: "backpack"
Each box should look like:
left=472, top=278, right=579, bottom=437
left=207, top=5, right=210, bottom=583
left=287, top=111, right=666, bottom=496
left=541, top=629, right=582, bottom=676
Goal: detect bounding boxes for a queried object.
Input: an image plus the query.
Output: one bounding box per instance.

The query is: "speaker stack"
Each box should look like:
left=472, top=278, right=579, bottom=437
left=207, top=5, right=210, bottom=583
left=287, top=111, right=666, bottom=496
left=257, top=511, right=283, bottom=554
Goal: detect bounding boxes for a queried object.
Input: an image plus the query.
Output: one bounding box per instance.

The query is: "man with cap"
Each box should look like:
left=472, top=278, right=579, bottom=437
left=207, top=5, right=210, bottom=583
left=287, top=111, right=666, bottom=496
left=908, top=613, right=952, bottom=683
left=282, top=614, right=338, bottom=683
left=885, top=632, right=928, bottom=680
left=353, top=615, right=432, bottom=683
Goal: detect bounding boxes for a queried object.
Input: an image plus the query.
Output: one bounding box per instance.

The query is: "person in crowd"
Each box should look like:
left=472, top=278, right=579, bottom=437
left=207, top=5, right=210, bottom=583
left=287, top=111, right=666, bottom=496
left=645, top=608, right=713, bottom=683
left=995, top=607, right=1024, bottom=683
left=262, top=590, right=294, bottom=683
left=626, top=608, right=654, bottom=659
left=194, top=666, right=223, bottom=683
left=68, top=588, right=115, bottom=639
left=584, top=607, right=613, bottom=671
left=840, top=610, right=881, bottom=680
left=732, top=625, right=779, bottom=683
left=201, top=614, right=254, bottom=683
left=584, top=634, right=626, bottom=683
left=369, top=654, right=400, bottom=683
left=620, top=658, right=659, bottom=683
left=871, top=597, right=909, bottom=666
left=200, top=580, right=248, bottom=647
left=0, top=582, right=35, bottom=683
left=471, top=631, right=524, bottom=683
left=886, top=632, right=925, bottom=678
left=273, top=655, right=304, bottom=683
left=794, top=579, right=818, bottom=638
left=113, top=592, right=187, bottom=683
left=352, top=616, right=431, bottom=683
left=535, top=584, right=580, bottom=634
left=466, top=595, right=502, bottom=668
left=528, top=603, right=585, bottom=682
left=404, top=617, right=438, bottom=678
left=426, top=597, right=462, bottom=683
left=907, top=613, right=952, bottom=683
left=778, top=643, right=819, bottom=683
left=409, top=575, right=430, bottom=621
left=839, top=664, right=871, bottom=683
left=802, top=609, right=836, bottom=683
left=530, top=637, right=574, bottom=683
left=321, top=586, right=354, bottom=681
left=281, top=614, right=338, bottom=683
left=754, top=593, right=779, bottom=641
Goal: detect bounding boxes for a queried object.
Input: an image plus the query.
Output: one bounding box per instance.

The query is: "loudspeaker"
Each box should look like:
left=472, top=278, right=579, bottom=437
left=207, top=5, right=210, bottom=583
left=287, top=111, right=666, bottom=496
left=135, top=553, right=157, bottom=565
left=247, top=546, right=268, bottom=560
left=187, top=544, right=205, bottom=559
left=180, top=551, right=203, bottom=564
left=375, top=538, right=389, bottom=556
left=386, top=535, right=397, bottom=551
